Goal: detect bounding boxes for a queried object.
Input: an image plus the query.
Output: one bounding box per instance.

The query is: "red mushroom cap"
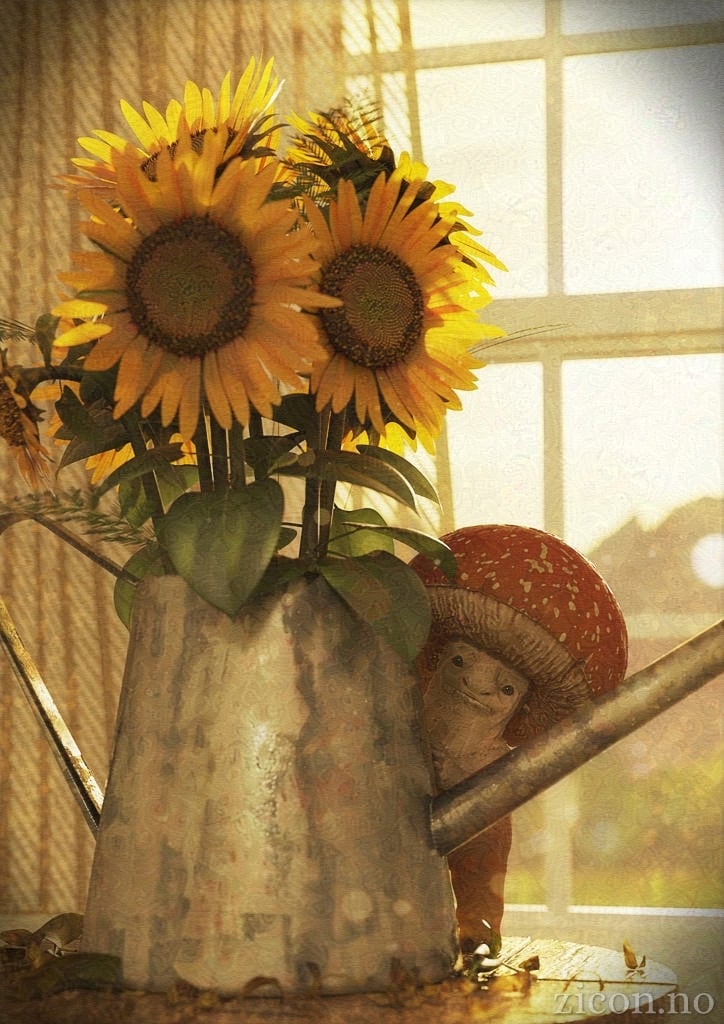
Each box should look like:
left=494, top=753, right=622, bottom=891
left=410, top=524, right=628, bottom=741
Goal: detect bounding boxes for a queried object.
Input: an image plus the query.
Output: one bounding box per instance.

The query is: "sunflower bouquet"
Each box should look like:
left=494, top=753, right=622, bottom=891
left=0, top=57, right=505, bottom=661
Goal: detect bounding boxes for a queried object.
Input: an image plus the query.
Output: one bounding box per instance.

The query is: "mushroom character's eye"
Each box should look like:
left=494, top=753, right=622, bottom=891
left=501, top=684, right=516, bottom=697
left=452, top=654, right=465, bottom=667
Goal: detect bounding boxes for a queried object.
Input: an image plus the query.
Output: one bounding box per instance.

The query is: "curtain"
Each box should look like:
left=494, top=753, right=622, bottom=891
left=0, top=0, right=350, bottom=918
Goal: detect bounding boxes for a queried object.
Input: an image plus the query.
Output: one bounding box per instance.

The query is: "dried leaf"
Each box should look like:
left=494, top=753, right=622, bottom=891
left=2, top=953, right=121, bottom=1001
left=487, top=970, right=532, bottom=995
left=241, top=975, right=283, bottom=997
left=622, top=938, right=639, bottom=969
left=0, top=929, right=34, bottom=948
left=33, top=912, right=84, bottom=948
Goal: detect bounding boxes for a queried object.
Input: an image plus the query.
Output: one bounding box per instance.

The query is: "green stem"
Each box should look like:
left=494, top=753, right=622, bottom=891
left=249, top=409, right=263, bottom=440
left=299, top=406, right=330, bottom=560
left=316, top=409, right=347, bottom=558
left=209, top=417, right=228, bottom=492
left=228, top=421, right=247, bottom=489
left=19, top=365, right=84, bottom=394
left=121, top=415, right=173, bottom=572
left=192, top=418, right=214, bottom=493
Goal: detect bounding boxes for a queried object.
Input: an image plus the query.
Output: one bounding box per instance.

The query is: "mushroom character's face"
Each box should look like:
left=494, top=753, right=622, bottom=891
left=427, top=638, right=529, bottom=734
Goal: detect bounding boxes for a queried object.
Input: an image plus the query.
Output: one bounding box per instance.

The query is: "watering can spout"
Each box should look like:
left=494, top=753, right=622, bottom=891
left=429, top=618, right=724, bottom=857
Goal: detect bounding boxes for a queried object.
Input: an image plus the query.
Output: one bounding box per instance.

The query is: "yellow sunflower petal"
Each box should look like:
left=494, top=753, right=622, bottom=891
left=53, top=319, right=112, bottom=348
left=53, top=297, right=109, bottom=320
left=353, top=365, right=384, bottom=434
left=120, top=98, right=163, bottom=152
left=83, top=317, right=137, bottom=371
left=217, top=344, right=250, bottom=425
left=330, top=179, right=363, bottom=250
left=176, top=360, right=202, bottom=440
left=202, top=351, right=233, bottom=431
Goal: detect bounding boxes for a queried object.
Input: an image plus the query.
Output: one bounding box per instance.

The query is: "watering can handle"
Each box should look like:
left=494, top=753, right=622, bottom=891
left=0, top=512, right=127, bottom=833
left=0, top=595, right=103, bottom=832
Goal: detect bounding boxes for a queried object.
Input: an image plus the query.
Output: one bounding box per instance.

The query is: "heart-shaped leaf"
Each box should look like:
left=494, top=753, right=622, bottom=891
left=157, top=480, right=284, bottom=616
left=319, top=551, right=432, bottom=661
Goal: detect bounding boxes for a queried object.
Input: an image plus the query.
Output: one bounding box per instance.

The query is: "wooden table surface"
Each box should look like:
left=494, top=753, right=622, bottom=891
left=0, top=936, right=679, bottom=1024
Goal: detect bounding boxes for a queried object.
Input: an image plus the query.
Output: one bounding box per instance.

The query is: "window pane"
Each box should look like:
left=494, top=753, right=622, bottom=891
left=409, top=0, right=544, bottom=47
left=417, top=62, right=547, bottom=298
left=563, top=46, right=724, bottom=294
left=562, top=355, right=723, bottom=553
left=571, top=686, right=723, bottom=909
left=563, top=354, right=723, bottom=908
left=342, top=0, right=401, bottom=54
left=562, top=0, right=724, bottom=34
left=447, top=363, right=544, bottom=529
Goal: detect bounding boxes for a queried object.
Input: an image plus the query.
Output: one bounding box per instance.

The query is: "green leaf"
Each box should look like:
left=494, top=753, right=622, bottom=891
left=332, top=519, right=457, bottom=579
left=113, top=543, right=167, bottom=628
left=94, top=444, right=187, bottom=497
left=54, top=390, right=127, bottom=456
left=157, top=481, right=284, bottom=616
left=356, top=444, right=440, bottom=504
left=34, top=313, right=59, bottom=367
left=319, top=551, right=431, bottom=661
left=329, top=507, right=395, bottom=557
left=272, top=393, right=319, bottom=436
left=277, top=525, right=298, bottom=551
left=244, top=432, right=303, bottom=478
left=153, top=461, right=200, bottom=507
left=118, top=475, right=156, bottom=529
left=58, top=433, right=128, bottom=470
left=248, top=555, right=316, bottom=601
left=278, top=449, right=417, bottom=510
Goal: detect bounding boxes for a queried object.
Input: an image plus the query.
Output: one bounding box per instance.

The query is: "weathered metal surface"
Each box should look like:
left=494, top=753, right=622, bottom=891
left=0, top=596, right=103, bottom=832
left=431, top=618, right=724, bottom=856
left=80, top=575, right=458, bottom=995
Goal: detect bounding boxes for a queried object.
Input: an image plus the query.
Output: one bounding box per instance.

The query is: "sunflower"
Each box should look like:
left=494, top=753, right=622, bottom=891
left=282, top=103, right=395, bottom=205
left=302, top=166, right=504, bottom=447
left=60, top=58, right=281, bottom=195
left=0, top=350, right=51, bottom=487
left=53, top=124, right=340, bottom=441
left=388, top=152, right=508, bottom=288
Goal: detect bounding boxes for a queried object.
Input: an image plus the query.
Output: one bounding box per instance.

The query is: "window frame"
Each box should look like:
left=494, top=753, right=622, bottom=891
left=338, top=0, right=724, bottom=936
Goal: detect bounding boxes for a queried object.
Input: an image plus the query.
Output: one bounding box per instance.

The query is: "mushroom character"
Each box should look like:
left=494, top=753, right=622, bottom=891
left=410, top=524, right=628, bottom=950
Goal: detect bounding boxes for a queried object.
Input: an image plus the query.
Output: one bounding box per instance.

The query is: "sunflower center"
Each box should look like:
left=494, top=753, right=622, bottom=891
left=126, top=216, right=255, bottom=357
left=0, top=380, right=26, bottom=447
left=320, top=245, right=424, bottom=368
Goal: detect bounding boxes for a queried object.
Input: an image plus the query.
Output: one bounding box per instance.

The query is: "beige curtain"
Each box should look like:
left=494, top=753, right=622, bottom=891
left=0, top=0, right=350, bottom=918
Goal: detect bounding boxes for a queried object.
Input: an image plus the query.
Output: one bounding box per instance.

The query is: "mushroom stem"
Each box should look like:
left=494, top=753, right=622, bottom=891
left=430, top=618, right=724, bottom=856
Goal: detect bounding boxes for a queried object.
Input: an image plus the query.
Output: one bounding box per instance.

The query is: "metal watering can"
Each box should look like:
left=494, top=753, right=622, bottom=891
left=1, top=560, right=722, bottom=994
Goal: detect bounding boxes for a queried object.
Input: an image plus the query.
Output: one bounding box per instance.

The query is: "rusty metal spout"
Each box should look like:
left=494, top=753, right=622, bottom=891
left=430, top=618, right=724, bottom=856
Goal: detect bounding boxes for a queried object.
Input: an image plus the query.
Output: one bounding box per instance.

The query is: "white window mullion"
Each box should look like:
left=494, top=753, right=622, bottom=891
left=545, top=0, right=565, bottom=297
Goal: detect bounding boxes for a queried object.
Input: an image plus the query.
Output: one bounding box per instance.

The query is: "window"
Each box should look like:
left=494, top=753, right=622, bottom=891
left=339, top=0, right=724, bottom=979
